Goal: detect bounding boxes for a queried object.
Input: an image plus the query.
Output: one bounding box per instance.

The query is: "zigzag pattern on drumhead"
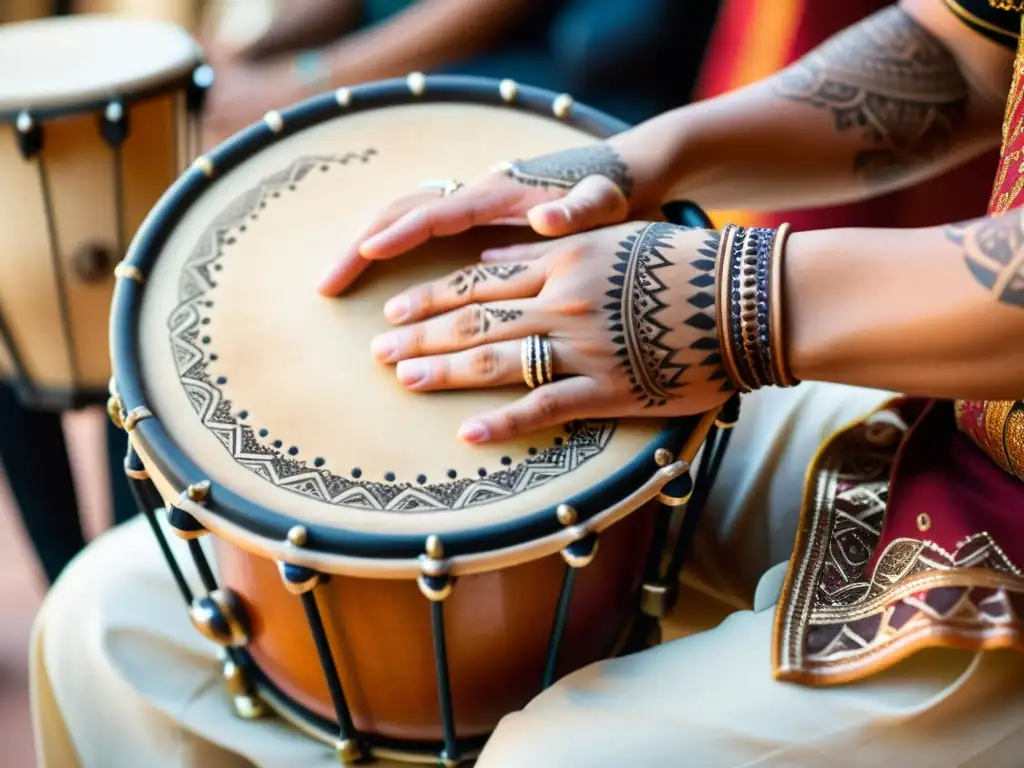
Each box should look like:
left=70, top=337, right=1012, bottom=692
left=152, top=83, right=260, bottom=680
left=167, top=153, right=616, bottom=512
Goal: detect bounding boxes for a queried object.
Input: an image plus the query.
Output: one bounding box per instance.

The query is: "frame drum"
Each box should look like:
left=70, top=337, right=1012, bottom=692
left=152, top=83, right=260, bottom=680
left=0, top=15, right=209, bottom=410
left=110, top=76, right=734, bottom=765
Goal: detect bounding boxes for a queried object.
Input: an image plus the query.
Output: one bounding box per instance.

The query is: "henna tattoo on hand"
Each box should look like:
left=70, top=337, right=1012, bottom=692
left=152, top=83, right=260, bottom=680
left=502, top=145, right=634, bottom=199
left=687, top=231, right=733, bottom=392
left=483, top=307, right=523, bottom=332
left=947, top=212, right=1024, bottom=308
left=449, top=264, right=527, bottom=296
left=772, top=7, right=968, bottom=187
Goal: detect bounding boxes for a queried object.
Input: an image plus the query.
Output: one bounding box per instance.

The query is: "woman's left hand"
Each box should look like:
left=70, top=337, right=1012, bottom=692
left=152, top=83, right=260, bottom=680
left=370, top=222, right=735, bottom=443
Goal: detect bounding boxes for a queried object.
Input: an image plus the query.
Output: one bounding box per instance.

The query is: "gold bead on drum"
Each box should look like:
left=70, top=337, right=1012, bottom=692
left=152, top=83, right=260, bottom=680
left=499, top=79, right=519, bottom=103
left=654, top=448, right=674, bottom=467
left=335, top=87, right=352, bottom=107
left=552, top=93, right=574, bottom=119
left=263, top=110, right=284, bottom=133
left=106, top=396, right=124, bottom=430
left=192, top=155, right=214, bottom=178
left=286, top=525, right=308, bottom=547
left=556, top=503, right=577, bottom=526
left=188, top=588, right=250, bottom=647
left=406, top=71, right=427, bottom=95
left=122, top=406, right=152, bottom=431
left=425, top=534, right=444, bottom=560
left=335, top=739, right=363, bottom=764
left=187, top=480, right=211, bottom=502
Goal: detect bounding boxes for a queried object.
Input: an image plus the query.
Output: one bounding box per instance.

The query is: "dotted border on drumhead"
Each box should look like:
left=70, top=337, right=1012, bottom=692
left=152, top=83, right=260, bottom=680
left=111, top=74, right=701, bottom=559
left=170, top=152, right=615, bottom=512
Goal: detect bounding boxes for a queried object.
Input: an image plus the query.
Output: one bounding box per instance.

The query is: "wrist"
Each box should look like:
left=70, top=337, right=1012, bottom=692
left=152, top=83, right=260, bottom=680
left=608, top=106, right=704, bottom=211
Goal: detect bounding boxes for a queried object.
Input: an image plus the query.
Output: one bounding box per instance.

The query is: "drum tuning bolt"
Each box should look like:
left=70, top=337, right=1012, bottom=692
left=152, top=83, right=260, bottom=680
left=72, top=242, right=117, bottom=284
left=188, top=588, right=251, bottom=647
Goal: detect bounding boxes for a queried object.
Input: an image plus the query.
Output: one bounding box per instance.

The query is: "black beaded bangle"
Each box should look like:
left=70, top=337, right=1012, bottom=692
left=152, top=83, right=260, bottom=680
left=721, top=224, right=793, bottom=391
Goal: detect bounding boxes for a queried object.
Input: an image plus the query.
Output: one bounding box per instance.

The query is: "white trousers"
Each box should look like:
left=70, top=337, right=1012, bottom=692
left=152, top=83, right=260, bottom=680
left=30, top=384, right=1024, bottom=767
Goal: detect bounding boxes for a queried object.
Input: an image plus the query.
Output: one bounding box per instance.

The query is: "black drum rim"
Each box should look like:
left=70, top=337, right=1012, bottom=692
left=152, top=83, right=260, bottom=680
left=111, top=74, right=708, bottom=561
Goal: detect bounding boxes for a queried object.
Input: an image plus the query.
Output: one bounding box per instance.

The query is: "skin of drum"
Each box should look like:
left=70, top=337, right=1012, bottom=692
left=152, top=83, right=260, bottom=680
left=0, top=17, right=201, bottom=405
left=121, top=83, right=713, bottom=753
left=215, top=501, right=658, bottom=740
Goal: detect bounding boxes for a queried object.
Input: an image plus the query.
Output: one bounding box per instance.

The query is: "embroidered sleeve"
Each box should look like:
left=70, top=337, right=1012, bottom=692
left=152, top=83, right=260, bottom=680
left=943, top=0, right=1021, bottom=48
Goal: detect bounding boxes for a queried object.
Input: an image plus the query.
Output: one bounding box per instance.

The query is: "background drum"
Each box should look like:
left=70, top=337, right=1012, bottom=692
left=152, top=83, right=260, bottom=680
left=0, top=14, right=209, bottom=410
left=109, top=75, right=737, bottom=765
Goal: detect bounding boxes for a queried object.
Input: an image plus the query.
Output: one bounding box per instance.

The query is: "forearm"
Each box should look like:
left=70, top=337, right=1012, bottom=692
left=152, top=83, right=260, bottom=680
left=244, top=0, right=361, bottom=61
left=783, top=211, right=1024, bottom=400
left=610, top=3, right=1009, bottom=213
left=321, top=0, right=531, bottom=87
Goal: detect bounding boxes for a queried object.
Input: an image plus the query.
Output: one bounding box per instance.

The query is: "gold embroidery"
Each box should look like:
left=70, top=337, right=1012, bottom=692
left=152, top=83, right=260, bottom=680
left=991, top=0, right=1024, bottom=10
left=1007, top=405, right=1024, bottom=477
left=985, top=399, right=1015, bottom=473
left=991, top=21, right=1024, bottom=212
left=774, top=404, right=1024, bottom=686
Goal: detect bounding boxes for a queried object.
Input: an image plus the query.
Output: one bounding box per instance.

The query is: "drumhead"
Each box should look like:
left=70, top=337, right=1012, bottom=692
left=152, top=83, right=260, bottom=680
left=114, top=77, right=703, bottom=564
left=0, top=15, right=202, bottom=116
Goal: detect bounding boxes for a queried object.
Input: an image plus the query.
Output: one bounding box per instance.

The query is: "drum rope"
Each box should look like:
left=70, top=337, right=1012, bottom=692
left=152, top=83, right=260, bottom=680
left=129, top=475, right=195, bottom=604
left=541, top=567, right=579, bottom=690
left=36, top=157, right=82, bottom=392
left=429, top=601, right=460, bottom=764
left=298, top=592, right=361, bottom=748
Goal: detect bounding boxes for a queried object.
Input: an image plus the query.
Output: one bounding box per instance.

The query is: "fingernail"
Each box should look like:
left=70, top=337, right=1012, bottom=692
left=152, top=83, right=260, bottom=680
left=384, top=295, right=410, bottom=322
left=371, top=334, right=398, bottom=362
left=359, top=235, right=382, bottom=257
left=396, top=359, right=427, bottom=387
left=459, top=420, right=490, bottom=443
left=536, top=202, right=570, bottom=225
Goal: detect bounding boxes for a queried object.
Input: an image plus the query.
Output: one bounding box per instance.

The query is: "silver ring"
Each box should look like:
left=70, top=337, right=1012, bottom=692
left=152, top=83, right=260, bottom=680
left=521, top=335, right=553, bottom=389
left=418, top=179, right=464, bottom=197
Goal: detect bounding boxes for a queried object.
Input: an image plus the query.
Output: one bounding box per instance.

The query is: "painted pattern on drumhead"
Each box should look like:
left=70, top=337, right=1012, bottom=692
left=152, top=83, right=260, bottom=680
left=169, top=151, right=616, bottom=512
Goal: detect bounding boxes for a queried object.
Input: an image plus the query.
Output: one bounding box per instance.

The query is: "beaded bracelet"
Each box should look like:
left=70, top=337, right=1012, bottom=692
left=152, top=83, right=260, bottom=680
left=713, top=222, right=797, bottom=391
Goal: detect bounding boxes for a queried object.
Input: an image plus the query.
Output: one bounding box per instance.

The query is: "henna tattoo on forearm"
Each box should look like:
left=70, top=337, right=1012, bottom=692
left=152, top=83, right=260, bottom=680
left=449, top=264, right=527, bottom=296
left=946, top=212, right=1024, bottom=308
left=501, top=145, right=634, bottom=198
left=772, top=7, right=968, bottom=187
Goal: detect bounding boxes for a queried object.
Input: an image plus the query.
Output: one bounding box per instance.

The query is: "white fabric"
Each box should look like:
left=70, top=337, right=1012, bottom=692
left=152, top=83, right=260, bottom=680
left=31, top=383, right=1024, bottom=767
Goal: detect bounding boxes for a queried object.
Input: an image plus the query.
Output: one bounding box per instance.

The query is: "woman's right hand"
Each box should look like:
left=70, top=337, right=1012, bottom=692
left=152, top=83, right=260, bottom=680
left=317, top=143, right=648, bottom=296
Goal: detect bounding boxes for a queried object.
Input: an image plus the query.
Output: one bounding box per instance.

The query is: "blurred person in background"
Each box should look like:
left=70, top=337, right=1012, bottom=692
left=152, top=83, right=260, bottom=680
left=199, top=0, right=720, bottom=143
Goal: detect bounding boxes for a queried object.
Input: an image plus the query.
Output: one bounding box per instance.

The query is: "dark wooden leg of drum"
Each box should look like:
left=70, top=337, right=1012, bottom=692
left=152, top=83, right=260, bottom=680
left=623, top=394, right=742, bottom=654
left=0, top=381, right=85, bottom=584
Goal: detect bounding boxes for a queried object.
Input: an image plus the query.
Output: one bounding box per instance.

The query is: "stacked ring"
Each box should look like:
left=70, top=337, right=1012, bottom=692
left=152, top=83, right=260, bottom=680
left=521, top=335, right=554, bottom=389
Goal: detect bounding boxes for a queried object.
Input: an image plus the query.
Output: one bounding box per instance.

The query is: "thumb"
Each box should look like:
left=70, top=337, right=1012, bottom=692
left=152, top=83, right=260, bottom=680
left=526, top=175, right=629, bottom=237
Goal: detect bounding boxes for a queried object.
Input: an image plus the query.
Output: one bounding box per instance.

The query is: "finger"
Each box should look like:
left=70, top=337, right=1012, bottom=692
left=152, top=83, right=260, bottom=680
left=479, top=241, right=551, bottom=264
left=458, top=376, right=609, bottom=444
left=372, top=300, right=546, bottom=363
left=358, top=186, right=528, bottom=260
left=383, top=260, right=548, bottom=325
left=394, top=339, right=583, bottom=392
left=526, top=175, right=629, bottom=237
left=317, top=190, right=442, bottom=296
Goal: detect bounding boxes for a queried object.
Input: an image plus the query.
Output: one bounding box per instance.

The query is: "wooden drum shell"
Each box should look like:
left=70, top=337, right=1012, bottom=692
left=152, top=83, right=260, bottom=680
left=215, top=500, right=657, bottom=741
left=0, top=16, right=203, bottom=408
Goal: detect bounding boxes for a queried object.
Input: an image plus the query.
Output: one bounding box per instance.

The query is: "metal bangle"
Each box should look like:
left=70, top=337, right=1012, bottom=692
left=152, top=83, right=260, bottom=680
left=521, top=335, right=553, bottom=389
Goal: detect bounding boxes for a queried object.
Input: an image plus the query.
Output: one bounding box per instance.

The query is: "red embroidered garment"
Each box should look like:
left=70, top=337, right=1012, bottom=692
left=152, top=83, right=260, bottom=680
left=773, top=11, right=1024, bottom=684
